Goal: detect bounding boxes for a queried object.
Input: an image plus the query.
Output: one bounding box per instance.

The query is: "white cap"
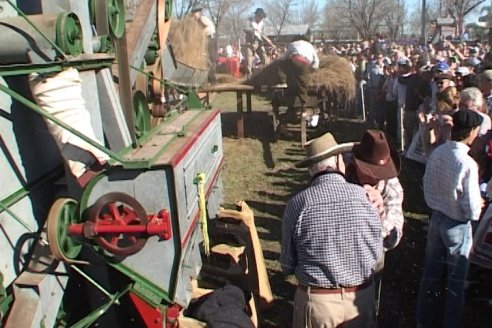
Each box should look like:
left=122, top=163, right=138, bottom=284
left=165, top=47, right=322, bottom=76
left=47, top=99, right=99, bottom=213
left=397, top=56, right=411, bottom=66
left=455, top=66, right=470, bottom=76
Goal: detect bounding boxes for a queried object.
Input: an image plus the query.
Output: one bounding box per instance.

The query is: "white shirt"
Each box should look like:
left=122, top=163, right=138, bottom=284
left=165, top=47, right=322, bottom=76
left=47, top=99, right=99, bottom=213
left=423, top=140, right=482, bottom=222
left=225, top=45, right=233, bottom=57
left=477, top=111, right=491, bottom=136
left=286, top=40, right=320, bottom=70
left=198, top=15, right=215, bottom=37
left=249, top=17, right=264, bottom=40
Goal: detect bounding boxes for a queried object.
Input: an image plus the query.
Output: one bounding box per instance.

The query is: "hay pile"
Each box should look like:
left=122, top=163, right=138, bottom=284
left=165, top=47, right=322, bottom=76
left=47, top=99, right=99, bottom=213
left=309, top=55, right=356, bottom=101
left=246, top=55, right=356, bottom=101
left=216, top=73, right=242, bottom=84
left=168, top=16, right=208, bottom=70
left=246, top=58, right=284, bottom=88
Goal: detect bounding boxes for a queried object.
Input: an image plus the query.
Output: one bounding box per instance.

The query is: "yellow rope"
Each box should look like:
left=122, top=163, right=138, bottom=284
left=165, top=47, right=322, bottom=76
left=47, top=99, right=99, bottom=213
left=196, top=172, right=210, bottom=256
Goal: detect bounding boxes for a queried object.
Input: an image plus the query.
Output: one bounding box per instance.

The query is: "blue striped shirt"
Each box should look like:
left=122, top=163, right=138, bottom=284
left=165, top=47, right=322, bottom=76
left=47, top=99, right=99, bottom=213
left=280, top=172, right=383, bottom=288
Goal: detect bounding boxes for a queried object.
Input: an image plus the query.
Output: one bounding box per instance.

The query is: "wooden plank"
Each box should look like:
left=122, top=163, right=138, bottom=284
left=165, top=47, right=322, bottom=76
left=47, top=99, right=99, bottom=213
left=219, top=202, right=274, bottom=310
left=200, top=83, right=254, bottom=93
left=95, top=68, right=132, bottom=150
left=236, top=91, right=244, bottom=139
left=126, top=0, right=157, bottom=85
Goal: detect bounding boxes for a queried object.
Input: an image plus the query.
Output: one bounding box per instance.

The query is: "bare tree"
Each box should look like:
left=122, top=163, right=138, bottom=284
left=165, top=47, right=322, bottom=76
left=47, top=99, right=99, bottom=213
left=220, top=1, right=253, bottom=43
left=261, top=0, right=297, bottom=36
left=406, top=0, right=440, bottom=37
left=321, top=1, right=356, bottom=41
left=297, top=0, right=320, bottom=27
left=443, top=0, right=485, bottom=37
left=174, top=0, right=201, bottom=18
left=384, top=0, right=406, bottom=41
left=205, top=0, right=244, bottom=36
left=323, top=0, right=394, bottom=40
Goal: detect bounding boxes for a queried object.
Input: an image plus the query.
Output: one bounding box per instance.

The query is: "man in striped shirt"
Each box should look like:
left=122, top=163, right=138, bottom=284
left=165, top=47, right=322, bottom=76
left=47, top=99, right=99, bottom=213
left=416, top=109, right=483, bottom=328
left=280, top=132, right=382, bottom=328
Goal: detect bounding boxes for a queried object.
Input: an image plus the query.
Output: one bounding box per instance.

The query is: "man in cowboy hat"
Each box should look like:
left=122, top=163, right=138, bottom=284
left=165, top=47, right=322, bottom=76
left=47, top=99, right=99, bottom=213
left=243, top=8, right=268, bottom=77
left=416, top=109, right=483, bottom=328
left=280, top=132, right=382, bottom=328
left=347, top=129, right=404, bottom=248
left=345, top=129, right=404, bottom=316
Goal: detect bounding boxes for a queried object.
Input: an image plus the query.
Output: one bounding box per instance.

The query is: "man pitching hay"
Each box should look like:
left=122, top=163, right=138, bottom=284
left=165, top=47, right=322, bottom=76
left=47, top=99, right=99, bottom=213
left=276, top=35, right=319, bottom=120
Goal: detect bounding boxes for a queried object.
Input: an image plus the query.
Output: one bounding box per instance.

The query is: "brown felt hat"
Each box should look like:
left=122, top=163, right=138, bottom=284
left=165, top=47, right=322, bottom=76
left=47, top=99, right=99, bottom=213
left=352, top=130, right=400, bottom=180
left=295, top=133, right=355, bottom=168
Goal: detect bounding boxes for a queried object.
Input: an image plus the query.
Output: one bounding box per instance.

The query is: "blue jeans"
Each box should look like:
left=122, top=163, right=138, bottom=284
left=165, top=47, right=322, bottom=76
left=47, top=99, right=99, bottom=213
left=416, top=212, right=473, bottom=328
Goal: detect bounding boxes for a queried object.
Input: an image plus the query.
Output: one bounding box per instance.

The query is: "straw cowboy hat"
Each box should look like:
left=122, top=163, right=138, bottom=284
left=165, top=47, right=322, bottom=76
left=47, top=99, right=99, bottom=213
left=295, top=133, right=355, bottom=168
left=352, top=130, right=400, bottom=180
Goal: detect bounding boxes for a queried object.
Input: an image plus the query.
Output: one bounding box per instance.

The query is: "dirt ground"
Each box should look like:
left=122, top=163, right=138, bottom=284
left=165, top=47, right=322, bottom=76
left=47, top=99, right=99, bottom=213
left=216, top=94, right=492, bottom=328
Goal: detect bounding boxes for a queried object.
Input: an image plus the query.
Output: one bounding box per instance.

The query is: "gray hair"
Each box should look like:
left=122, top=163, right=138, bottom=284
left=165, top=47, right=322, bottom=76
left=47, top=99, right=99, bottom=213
left=460, top=87, right=483, bottom=111
left=308, top=156, right=337, bottom=176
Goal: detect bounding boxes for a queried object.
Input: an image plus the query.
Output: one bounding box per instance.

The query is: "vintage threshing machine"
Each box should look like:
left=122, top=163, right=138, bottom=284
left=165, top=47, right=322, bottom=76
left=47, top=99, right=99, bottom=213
left=0, top=0, right=234, bottom=326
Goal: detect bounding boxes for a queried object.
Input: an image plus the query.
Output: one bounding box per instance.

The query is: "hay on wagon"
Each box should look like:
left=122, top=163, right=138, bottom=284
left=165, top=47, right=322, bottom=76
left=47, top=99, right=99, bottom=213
left=246, top=55, right=356, bottom=101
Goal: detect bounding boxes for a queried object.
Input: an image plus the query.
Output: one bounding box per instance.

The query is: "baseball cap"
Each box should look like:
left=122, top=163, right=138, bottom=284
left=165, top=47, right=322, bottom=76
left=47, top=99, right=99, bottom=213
left=435, top=72, right=454, bottom=81
left=452, top=109, right=483, bottom=132
left=481, top=69, right=492, bottom=81
left=434, top=61, right=450, bottom=72
left=455, top=66, right=470, bottom=76
left=397, top=57, right=410, bottom=66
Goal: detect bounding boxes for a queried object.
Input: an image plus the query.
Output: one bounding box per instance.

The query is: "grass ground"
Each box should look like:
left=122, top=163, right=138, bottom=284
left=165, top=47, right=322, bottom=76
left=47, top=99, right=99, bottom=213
left=212, top=91, right=492, bottom=327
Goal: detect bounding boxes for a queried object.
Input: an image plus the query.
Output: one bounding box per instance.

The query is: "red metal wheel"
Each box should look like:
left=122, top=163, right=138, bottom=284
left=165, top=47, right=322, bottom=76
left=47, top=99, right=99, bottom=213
left=88, top=192, right=148, bottom=256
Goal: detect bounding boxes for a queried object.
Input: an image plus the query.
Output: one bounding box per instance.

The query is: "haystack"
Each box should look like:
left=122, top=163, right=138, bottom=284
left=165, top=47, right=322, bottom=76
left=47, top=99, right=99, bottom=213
left=246, top=55, right=356, bottom=101
left=168, top=16, right=208, bottom=70
left=245, top=58, right=284, bottom=88
left=309, top=55, right=356, bottom=101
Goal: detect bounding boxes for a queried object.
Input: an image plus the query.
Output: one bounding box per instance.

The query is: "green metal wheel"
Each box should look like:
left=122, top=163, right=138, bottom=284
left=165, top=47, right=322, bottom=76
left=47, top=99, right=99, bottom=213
left=89, top=0, right=125, bottom=39
left=99, top=35, right=114, bottom=53
left=55, top=12, right=83, bottom=56
left=47, top=198, right=82, bottom=262
left=133, top=90, right=151, bottom=137
left=165, top=0, right=173, bottom=21
left=108, top=0, right=126, bottom=39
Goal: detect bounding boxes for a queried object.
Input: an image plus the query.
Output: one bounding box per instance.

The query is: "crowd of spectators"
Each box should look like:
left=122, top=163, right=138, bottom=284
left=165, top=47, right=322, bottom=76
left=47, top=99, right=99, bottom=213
left=323, top=37, right=492, bottom=156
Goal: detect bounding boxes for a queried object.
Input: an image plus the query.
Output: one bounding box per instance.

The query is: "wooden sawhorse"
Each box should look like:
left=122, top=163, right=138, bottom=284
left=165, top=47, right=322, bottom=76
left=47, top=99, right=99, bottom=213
left=271, top=87, right=326, bottom=146
left=200, top=83, right=255, bottom=139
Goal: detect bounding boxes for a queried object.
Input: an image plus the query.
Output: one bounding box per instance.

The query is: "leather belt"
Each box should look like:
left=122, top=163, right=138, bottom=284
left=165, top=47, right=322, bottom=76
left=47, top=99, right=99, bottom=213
left=298, top=281, right=372, bottom=294
left=290, top=54, right=310, bottom=65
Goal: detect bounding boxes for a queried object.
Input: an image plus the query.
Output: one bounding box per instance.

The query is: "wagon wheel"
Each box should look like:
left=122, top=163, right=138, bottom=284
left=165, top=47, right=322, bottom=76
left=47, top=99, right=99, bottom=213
left=88, top=192, right=148, bottom=256
left=47, top=198, right=82, bottom=262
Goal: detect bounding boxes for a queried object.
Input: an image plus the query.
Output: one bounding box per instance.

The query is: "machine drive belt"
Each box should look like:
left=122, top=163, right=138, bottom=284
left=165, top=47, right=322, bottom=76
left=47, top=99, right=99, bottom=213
left=94, top=0, right=137, bottom=144
left=95, top=0, right=110, bottom=36
left=116, top=36, right=138, bottom=145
